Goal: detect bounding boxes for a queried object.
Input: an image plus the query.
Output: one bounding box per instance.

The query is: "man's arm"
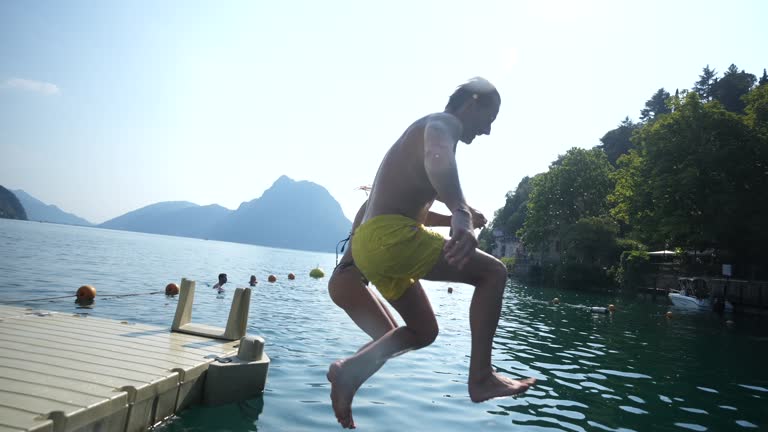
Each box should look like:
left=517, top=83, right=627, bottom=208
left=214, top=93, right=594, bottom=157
left=432, top=198, right=488, bottom=229
left=423, top=115, right=469, bottom=215
left=424, top=211, right=451, bottom=227
left=423, top=115, right=477, bottom=268
left=351, top=201, right=368, bottom=233
left=425, top=209, right=486, bottom=228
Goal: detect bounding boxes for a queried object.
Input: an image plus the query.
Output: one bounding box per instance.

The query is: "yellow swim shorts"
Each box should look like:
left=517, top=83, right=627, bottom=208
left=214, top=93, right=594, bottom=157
left=351, top=214, right=445, bottom=301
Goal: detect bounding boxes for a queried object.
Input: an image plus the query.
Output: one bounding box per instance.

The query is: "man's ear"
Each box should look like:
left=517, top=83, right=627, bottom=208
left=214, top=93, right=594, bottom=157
left=458, top=97, right=476, bottom=115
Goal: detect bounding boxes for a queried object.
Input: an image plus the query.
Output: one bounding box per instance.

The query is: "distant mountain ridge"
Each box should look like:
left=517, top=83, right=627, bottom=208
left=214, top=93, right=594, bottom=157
left=9, top=177, right=351, bottom=252
left=0, top=186, right=27, bottom=220
left=12, top=189, right=92, bottom=226
left=209, top=175, right=352, bottom=251
left=99, top=201, right=230, bottom=239
left=98, top=176, right=352, bottom=252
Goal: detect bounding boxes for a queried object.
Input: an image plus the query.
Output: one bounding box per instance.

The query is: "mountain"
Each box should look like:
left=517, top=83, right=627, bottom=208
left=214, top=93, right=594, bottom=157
left=12, top=189, right=92, bottom=226
left=0, top=186, right=27, bottom=220
left=210, top=175, right=352, bottom=252
left=99, top=176, right=352, bottom=252
left=99, top=201, right=230, bottom=239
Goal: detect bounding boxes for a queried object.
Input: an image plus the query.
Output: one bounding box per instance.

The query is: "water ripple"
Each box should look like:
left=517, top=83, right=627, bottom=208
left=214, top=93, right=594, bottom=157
left=596, top=369, right=652, bottom=379
left=674, top=423, right=707, bottom=431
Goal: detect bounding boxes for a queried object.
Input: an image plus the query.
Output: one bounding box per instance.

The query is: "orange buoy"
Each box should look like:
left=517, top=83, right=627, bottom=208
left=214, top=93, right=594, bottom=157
left=76, top=285, right=96, bottom=301
left=608, top=304, right=616, bottom=312
left=447, top=287, right=454, bottom=294
left=165, top=283, right=179, bottom=296
left=288, top=273, right=296, bottom=280
left=268, top=275, right=277, bottom=283
left=553, top=298, right=560, bottom=305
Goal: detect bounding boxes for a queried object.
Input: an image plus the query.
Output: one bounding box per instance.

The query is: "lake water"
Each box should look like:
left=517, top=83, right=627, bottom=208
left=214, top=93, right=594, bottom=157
left=1, top=219, right=766, bottom=431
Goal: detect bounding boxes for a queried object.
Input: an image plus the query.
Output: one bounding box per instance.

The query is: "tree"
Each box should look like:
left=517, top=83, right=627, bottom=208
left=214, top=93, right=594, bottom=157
left=597, top=117, right=639, bottom=166
left=477, top=227, right=494, bottom=253
left=609, top=149, right=653, bottom=241
left=521, top=148, right=615, bottom=251
left=693, top=65, right=717, bottom=101
left=744, top=82, right=768, bottom=136
left=711, top=64, right=757, bottom=113
left=482, top=176, right=534, bottom=252
left=561, top=216, right=619, bottom=265
left=759, top=69, right=768, bottom=87
left=492, top=176, right=534, bottom=235
left=611, top=92, right=768, bottom=262
left=640, top=88, right=672, bottom=122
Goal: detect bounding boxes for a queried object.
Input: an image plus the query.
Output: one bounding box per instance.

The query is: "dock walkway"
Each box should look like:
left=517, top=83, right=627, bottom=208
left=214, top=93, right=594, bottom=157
left=0, top=305, right=242, bottom=432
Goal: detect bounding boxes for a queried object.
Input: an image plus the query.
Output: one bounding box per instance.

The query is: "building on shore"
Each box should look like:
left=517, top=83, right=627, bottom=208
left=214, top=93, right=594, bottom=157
left=490, top=228, right=522, bottom=259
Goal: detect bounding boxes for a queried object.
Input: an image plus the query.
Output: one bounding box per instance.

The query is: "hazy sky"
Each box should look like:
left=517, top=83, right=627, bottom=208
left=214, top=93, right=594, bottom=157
left=1, top=0, right=766, bottom=224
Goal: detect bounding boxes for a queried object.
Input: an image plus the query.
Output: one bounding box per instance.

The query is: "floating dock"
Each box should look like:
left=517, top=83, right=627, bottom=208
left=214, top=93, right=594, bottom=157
left=0, top=280, right=269, bottom=432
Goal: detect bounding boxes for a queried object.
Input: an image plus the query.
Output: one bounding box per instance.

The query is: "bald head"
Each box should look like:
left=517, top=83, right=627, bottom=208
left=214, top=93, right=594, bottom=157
left=445, top=77, right=500, bottom=113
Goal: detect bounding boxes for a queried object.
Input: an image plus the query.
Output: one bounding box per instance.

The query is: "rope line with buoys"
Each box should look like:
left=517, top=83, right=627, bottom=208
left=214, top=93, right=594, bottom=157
left=0, top=291, right=166, bottom=304
left=2, top=266, right=335, bottom=305
left=0, top=266, right=325, bottom=304
left=0, top=286, right=166, bottom=304
left=544, top=297, right=619, bottom=315
left=0, top=294, right=86, bottom=303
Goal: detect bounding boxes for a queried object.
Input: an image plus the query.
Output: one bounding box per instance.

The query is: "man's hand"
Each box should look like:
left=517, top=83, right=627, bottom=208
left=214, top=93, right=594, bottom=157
left=444, top=208, right=478, bottom=269
left=469, top=207, right=487, bottom=229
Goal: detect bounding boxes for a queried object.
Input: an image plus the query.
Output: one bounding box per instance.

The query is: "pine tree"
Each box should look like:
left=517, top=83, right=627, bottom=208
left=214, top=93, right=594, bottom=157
left=724, top=64, right=740, bottom=76
left=711, top=64, right=757, bottom=113
left=598, top=117, right=639, bottom=166
left=640, top=88, right=671, bottom=122
left=693, top=65, right=717, bottom=101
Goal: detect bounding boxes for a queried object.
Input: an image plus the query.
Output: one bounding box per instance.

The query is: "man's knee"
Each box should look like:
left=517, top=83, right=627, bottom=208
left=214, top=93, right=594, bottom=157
left=472, top=256, right=508, bottom=287
left=412, top=322, right=439, bottom=348
left=489, top=257, right=508, bottom=283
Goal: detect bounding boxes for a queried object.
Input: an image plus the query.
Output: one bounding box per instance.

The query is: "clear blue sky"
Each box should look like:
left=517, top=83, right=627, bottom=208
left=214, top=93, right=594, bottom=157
left=1, top=0, right=766, bottom=224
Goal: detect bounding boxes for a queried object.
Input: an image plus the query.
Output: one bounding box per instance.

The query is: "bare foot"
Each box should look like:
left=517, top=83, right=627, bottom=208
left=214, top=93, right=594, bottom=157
left=327, top=360, right=359, bottom=429
left=468, top=372, right=536, bottom=402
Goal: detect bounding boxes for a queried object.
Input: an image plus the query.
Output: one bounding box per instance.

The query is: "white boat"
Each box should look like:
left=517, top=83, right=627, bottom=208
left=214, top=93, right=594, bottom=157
left=668, top=277, right=733, bottom=312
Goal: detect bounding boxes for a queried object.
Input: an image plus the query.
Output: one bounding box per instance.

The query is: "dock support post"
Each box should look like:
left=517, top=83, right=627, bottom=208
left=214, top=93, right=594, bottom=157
left=171, top=278, right=251, bottom=341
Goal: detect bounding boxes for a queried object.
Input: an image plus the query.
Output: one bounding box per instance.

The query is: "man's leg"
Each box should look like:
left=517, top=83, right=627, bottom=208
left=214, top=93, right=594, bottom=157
left=328, top=281, right=438, bottom=428
left=424, top=247, right=536, bottom=402
left=329, top=264, right=398, bottom=340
